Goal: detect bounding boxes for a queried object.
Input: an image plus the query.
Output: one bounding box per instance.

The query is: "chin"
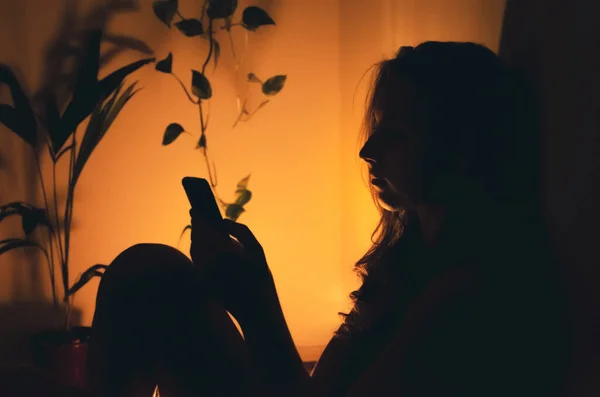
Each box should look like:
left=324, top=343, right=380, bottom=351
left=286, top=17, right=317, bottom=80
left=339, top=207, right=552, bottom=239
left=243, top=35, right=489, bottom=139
left=376, top=191, right=412, bottom=212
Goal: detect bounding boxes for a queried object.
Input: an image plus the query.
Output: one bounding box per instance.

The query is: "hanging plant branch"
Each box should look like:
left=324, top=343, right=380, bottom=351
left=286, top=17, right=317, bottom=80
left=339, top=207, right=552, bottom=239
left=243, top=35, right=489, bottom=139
left=153, top=0, right=286, bottom=223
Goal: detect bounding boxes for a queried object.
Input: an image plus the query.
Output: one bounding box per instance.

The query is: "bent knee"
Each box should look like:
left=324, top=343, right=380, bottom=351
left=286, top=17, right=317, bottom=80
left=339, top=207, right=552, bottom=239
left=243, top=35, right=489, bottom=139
left=102, top=243, right=192, bottom=283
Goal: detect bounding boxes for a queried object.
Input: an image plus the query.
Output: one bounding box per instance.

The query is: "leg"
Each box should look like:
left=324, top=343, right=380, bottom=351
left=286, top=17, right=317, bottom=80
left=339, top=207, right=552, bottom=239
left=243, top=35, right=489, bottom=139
left=87, top=243, right=252, bottom=397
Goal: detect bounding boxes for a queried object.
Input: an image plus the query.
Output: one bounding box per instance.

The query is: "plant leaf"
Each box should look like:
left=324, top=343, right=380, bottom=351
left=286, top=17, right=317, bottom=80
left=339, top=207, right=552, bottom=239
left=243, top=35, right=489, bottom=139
left=0, top=238, right=46, bottom=256
left=212, top=39, right=221, bottom=70
left=197, top=134, right=207, bottom=149
left=0, top=64, right=37, bottom=147
left=65, top=264, right=108, bottom=298
left=207, top=0, right=238, bottom=19
left=176, top=19, right=204, bottom=37
left=225, top=203, right=245, bottom=221
left=162, top=123, right=185, bottom=145
left=234, top=189, right=252, bottom=206
left=191, top=70, right=212, bottom=99
left=55, top=29, right=103, bottom=155
left=247, top=72, right=261, bottom=83
left=96, top=57, right=155, bottom=102
left=60, top=57, right=154, bottom=152
left=156, top=53, right=173, bottom=74
left=233, top=175, right=252, bottom=206
left=236, top=174, right=251, bottom=190
left=152, top=0, right=178, bottom=28
left=72, top=82, right=140, bottom=187
left=242, top=6, right=275, bottom=31
left=262, top=75, right=287, bottom=96
left=0, top=202, right=50, bottom=235
left=22, top=207, right=50, bottom=236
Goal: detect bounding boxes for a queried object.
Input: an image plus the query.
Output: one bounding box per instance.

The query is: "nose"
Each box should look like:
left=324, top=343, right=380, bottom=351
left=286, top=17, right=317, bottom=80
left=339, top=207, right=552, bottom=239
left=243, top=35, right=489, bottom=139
left=359, top=135, right=378, bottom=164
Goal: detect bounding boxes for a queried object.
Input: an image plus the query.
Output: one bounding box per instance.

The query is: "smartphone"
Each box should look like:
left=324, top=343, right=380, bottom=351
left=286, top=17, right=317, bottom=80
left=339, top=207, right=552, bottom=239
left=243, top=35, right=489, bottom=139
left=182, top=177, right=223, bottom=226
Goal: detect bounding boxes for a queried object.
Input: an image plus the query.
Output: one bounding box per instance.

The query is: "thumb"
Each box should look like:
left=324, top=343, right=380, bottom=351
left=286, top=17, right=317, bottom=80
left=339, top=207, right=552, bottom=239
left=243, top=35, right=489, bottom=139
left=222, top=219, right=264, bottom=259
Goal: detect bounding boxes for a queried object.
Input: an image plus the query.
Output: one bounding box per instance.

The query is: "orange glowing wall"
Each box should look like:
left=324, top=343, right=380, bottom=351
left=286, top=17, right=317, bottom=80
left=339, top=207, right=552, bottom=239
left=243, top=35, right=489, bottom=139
left=0, top=0, right=505, bottom=360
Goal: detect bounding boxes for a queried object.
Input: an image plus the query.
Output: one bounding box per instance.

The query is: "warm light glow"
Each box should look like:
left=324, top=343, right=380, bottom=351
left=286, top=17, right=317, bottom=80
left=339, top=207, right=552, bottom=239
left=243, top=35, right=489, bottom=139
left=153, top=385, right=160, bottom=397
left=0, top=0, right=506, bottom=360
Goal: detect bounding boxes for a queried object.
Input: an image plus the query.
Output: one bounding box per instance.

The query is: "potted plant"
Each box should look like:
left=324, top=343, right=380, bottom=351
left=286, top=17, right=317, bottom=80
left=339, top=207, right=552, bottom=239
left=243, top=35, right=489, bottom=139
left=0, top=28, right=154, bottom=388
left=152, top=0, right=287, bottom=235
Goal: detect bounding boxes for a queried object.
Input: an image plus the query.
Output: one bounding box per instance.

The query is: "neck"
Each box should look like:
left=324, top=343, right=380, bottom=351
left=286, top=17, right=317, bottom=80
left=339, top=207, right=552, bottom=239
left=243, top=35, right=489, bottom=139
left=414, top=205, right=446, bottom=247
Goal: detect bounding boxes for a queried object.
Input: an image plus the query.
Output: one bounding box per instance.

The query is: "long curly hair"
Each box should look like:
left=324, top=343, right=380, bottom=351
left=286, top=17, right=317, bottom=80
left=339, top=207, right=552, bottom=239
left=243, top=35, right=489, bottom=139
left=336, top=41, right=538, bottom=339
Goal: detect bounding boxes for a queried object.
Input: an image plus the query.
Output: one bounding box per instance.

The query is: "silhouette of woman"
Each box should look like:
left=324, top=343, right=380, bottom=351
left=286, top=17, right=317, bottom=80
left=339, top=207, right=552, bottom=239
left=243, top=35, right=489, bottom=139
left=87, top=42, right=569, bottom=397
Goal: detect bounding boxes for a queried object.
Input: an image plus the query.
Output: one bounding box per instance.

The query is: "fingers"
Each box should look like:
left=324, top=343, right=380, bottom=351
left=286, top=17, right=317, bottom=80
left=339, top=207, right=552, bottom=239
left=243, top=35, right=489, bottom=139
left=222, top=219, right=264, bottom=258
left=189, top=209, right=229, bottom=251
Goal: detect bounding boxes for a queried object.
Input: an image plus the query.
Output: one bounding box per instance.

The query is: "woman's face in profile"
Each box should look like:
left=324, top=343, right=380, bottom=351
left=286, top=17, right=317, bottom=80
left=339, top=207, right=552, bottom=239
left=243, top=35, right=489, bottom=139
left=359, top=79, right=427, bottom=212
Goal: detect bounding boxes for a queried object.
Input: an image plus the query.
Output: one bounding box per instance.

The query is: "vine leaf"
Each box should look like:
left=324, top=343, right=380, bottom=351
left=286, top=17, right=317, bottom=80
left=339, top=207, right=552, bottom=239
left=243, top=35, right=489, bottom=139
left=197, top=134, right=207, bottom=149
left=152, top=0, right=178, bottom=28
left=262, top=75, right=287, bottom=95
left=191, top=70, right=212, bottom=99
left=156, top=53, right=173, bottom=74
left=176, top=19, right=204, bottom=37
left=207, top=0, right=238, bottom=19
left=66, top=264, right=108, bottom=298
left=225, top=204, right=245, bottom=221
left=242, top=6, right=275, bottom=31
left=0, top=238, right=46, bottom=257
left=162, top=123, right=185, bottom=145
left=212, top=39, right=221, bottom=70
left=247, top=72, right=261, bottom=83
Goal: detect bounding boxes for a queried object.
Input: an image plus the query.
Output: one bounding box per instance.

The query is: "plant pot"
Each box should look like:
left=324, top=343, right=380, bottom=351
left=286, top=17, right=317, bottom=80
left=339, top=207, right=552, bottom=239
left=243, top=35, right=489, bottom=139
left=30, top=325, right=91, bottom=390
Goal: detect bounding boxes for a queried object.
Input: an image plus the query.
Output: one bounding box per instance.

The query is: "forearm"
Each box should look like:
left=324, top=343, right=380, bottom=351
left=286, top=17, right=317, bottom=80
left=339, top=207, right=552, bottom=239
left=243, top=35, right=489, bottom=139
left=238, top=295, right=312, bottom=396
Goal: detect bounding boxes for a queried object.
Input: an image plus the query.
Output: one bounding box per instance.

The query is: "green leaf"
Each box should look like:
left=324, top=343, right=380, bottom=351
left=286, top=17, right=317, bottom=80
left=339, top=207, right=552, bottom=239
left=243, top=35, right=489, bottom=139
left=22, top=208, right=50, bottom=236
left=0, top=238, right=47, bottom=256
left=233, top=175, right=252, bottom=206
left=262, top=75, right=287, bottom=96
left=162, top=123, right=185, bottom=145
left=0, top=202, right=50, bottom=236
left=72, top=82, right=141, bottom=187
left=96, top=57, right=155, bottom=103
left=236, top=174, right=251, bottom=190
left=225, top=203, right=245, bottom=221
left=207, top=0, right=238, bottom=19
left=55, top=29, right=103, bottom=155
left=156, top=53, right=173, bottom=74
left=191, top=70, right=212, bottom=99
left=66, top=264, right=108, bottom=298
left=242, top=6, right=275, bottom=31
left=176, top=19, right=204, bottom=36
left=197, top=134, right=207, bottom=149
left=60, top=56, right=154, bottom=154
left=0, top=64, right=37, bottom=147
left=234, top=189, right=252, bottom=206
left=212, top=39, right=221, bottom=70
left=247, top=72, right=261, bottom=83
left=152, top=0, right=178, bottom=27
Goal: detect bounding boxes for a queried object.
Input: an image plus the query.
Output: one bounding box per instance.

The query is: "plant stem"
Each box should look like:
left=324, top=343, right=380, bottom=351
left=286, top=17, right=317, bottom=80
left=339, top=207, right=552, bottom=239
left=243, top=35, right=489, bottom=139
left=34, top=152, right=58, bottom=307
left=62, top=133, right=76, bottom=309
left=170, top=73, right=199, bottom=104
left=51, top=162, right=66, bottom=271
